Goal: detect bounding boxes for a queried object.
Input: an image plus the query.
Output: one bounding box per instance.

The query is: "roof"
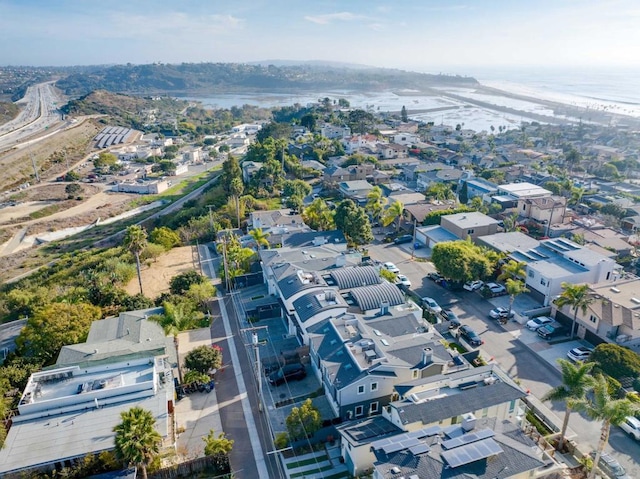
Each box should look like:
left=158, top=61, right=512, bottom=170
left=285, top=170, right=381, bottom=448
left=350, top=282, right=405, bottom=312
left=339, top=180, right=375, bottom=192
left=325, top=266, right=380, bottom=290
left=417, top=225, right=458, bottom=243
left=293, top=290, right=348, bottom=323
left=465, top=177, right=499, bottom=192
left=372, top=417, right=547, bottom=479
left=441, top=212, right=500, bottom=229
left=498, top=182, right=551, bottom=198
left=338, top=416, right=404, bottom=446
left=404, top=203, right=453, bottom=223
left=477, top=232, right=541, bottom=254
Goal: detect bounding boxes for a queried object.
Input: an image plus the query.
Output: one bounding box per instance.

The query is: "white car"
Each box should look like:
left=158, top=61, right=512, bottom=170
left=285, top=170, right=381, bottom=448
left=395, top=274, right=411, bottom=287
left=484, top=282, right=506, bottom=295
left=620, top=416, right=640, bottom=440
left=382, top=262, right=400, bottom=274
left=526, top=316, right=554, bottom=331
left=567, top=346, right=593, bottom=362
left=489, top=307, right=514, bottom=320
left=421, top=297, right=442, bottom=314
left=463, top=280, right=484, bottom=291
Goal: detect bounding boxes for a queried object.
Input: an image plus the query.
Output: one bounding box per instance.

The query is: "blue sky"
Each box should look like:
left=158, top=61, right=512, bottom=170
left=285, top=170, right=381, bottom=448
left=1, top=0, right=639, bottom=73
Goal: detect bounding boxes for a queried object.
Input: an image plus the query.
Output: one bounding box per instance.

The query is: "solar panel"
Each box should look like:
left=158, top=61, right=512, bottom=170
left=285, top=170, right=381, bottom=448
left=441, top=438, right=503, bottom=468
left=399, top=438, right=420, bottom=449
left=441, top=428, right=495, bottom=450
left=409, top=443, right=430, bottom=455
left=372, top=425, right=441, bottom=455
left=381, top=441, right=406, bottom=454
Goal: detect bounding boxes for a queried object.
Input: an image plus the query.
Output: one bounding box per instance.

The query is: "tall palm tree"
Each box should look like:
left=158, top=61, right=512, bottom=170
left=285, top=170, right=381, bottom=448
left=498, top=259, right=526, bottom=282
left=366, top=186, right=387, bottom=227
left=542, top=359, right=595, bottom=452
left=504, top=278, right=528, bottom=318
left=382, top=200, right=404, bottom=234
left=249, top=227, right=270, bottom=250
left=229, top=177, right=244, bottom=228
left=554, top=283, right=594, bottom=339
left=123, top=225, right=148, bottom=296
left=577, top=374, right=640, bottom=479
left=113, top=407, right=162, bottom=479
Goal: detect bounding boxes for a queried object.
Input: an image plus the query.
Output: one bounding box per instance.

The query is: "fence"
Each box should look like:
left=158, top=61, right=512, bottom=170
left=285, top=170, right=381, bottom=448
left=149, top=455, right=229, bottom=479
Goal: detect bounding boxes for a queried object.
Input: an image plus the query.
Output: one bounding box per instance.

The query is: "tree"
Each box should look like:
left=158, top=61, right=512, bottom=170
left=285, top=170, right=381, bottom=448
left=16, top=302, right=102, bottom=364
left=203, top=429, right=234, bottom=474
left=590, top=343, right=640, bottom=381
left=229, top=177, right=244, bottom=227
left=149, top=226, right=181, bottom=250
left=185, top=345, right=222, bottom=374
left=382, top=200, right=404, bottom=234
left=498, top=260, right=526, bottom=282
left=285, top=398, right=322, bottom=441
left=249, top=228, right=270, bottom=249
left=300, top=113, right=317, bottom=131
left=302, top=199, right=335, bottom=231
left=334, top=200, right=373, bottom=246
left=431, top=240, right=493, bottom=282
left=578, top=375, right=640, bottom=479
left=170, top=270, right=207, bottom=295
left=543, top=359, right=595, bottom=452
left=186, top=281, right=216, bottom=310
left=425, top=183, right=455, bottom=202
left=282, top=179, right=312, bottom=199
left=504, top=278, right=528, bottom=318
left=366, top=186, right=387, bottom=226
left=221, top=155, right=242, bottom=195
left=501, top=213, right=520, bottom=232
left=401, top=105, right=408, bottom=122
left=113, top=407, right=161, bottom=479
left=554, top=283, right=594, bottom=339
left=65, top=182, right=82, bottom=198
left=94, top=152, right=118, bottom=169
left=123, top=225, right=148, bottom=296
left=458, top=181, right=469, bottom=204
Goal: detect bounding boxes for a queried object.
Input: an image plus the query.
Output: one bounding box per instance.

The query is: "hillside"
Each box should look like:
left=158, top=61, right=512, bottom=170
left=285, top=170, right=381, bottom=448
left=0, top=101, right=20, bottom=124
left=55, top=62, right=479, bottom=96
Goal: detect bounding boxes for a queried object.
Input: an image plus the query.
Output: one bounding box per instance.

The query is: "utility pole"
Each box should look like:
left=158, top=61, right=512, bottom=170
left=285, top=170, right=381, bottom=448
left=411, top=218, right=418, bottom=260
left=221, top=235, right=231, bottom=292
left=206, top=205, right=216, bottom=241
left=27, top=143, right=40, bottom=183
left=241, top=325, right=269, bottom=413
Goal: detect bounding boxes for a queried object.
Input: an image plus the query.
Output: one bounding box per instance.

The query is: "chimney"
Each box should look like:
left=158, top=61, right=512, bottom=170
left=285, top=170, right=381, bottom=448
left=461, top=412, right=477, bottom=432
left=379, top=301, right=390, bottom=315
left=422, top=347, right=433, bottom=365
left=335, top=254, right=347, bottom=267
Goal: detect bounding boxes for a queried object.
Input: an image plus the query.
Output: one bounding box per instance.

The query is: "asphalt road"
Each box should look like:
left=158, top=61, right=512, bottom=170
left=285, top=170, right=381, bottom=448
left=366, top=240, right=640, bottom=477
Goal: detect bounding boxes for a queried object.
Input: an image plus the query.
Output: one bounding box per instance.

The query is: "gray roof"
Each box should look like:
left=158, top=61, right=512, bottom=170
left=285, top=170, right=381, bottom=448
left=478, top=232, right=540, bottom=254
left=364, top=313, right=423, bottom=338
left=282, top=230, right=346, bottom=248
left=326, top=266, right=380, bottom=290
left=350, top=282, right=405, bottom=312
left=388, top=340, right=451, bottom=368
left=293, top=290, right=347, bottom=323
left=338, top=416, right=403, bottom=446
left=373, top=417, right=547, bottom=479
left=277, top=271, right=327, bottom=300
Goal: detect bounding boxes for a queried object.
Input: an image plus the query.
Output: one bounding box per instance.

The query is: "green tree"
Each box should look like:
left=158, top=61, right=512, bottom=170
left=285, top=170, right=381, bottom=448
left=302, top=199, right=335, bottom=231
left=590, top=343, right=640, bottom=381
left=123, top=225, right=148, bottom=296
left=149, top=226, right=181, bottom=250
left=502, top=213, right=520, bottom=232
left=431, top=240, right=492, bottom=282
left=282, top=179, right=312, bottom=199
left=94, top=152, right=118, bottom=169
left=229, top=177, right=244, bottom=227
left=382, top=200, right=405, bottom=234
left=334, top=200, right=373, bottom=246
left=458, top=181, right=469, bottom=204
left=347, top=109, right=376, bottom=134
left=554, top=283, right=594, bottom=340
left=498, top=260, right=526, bottom=282
left=401, top=105, right=408, bottom=123
left=300, top=113, right=317, bottom=131
left=425, top=183, right=455, bottom=202
left=185, top=345, right=223, bottom=374
left=203, top=429, right=234, bottom=456
left=221, top=154, right=242, bottom=195
left=366, top=186, right=387, bottom=226
left=170, top=270, right=207, bottom=295
left=65, top=182, right=83, bottom=198
left=578, top=375, right=640, bottom=479
left=16, top=302, right=102, bottom=364
left=113, top=407, right=161, bottom=479
left=285, top=398, right=322, bottom=441
left=249, top=228, right=270, bottom=249
left=186, top=281, right=216, bottom=310
left=504, top=278, right=528, bottom=318
left=543, top=359, right=595, bottom=451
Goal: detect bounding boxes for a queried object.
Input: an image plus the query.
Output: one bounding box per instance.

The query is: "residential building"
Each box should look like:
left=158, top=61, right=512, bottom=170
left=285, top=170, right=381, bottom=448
left=323, top=164, right=373, bottom=185
left=242, top=160, right=263, bottom=183
left=416, top=167, right=462, bottom=191
left=393, top=132, right=419, bottom=146
left=115, top=179, right=169, bottom=195
left=248, top=208, right=303, bottom=231
left=321, top=124, right=351, bottom=140
left=440, top=212, right=500, bottom=241
left=338, top=180, right=375, bottom=205
left=463, top=177, right=499, bottom=201
left=518, top=195, right=567, bottom=226
left=378, top=143, right=409, bottom=160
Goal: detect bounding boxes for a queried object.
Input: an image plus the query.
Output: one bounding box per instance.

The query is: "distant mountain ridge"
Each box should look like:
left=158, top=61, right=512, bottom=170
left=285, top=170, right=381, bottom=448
left=55, top=62, right=478, bottom=97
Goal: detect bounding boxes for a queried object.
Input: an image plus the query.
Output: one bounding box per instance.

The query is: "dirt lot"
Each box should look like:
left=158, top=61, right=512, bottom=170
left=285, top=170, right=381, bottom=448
left=124, top=246, right=197, bottom=299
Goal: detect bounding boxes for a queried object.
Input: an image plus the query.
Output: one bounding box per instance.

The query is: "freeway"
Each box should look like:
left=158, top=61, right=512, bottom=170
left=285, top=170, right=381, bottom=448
left=366, top=240, right=640, bottom=477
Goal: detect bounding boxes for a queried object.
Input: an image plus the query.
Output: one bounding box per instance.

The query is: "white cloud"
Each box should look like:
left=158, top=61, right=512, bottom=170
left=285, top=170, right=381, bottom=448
left=304, top=12, right=361, bottom=25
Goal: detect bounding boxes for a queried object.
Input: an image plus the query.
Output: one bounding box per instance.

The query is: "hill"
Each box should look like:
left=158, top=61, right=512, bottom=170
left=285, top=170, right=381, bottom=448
left=55, top=62, right=479, bottom=96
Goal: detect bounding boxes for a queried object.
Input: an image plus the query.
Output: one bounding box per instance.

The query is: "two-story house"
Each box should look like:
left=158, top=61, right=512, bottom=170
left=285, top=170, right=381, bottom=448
left=415, top=211, right=500, bottom=248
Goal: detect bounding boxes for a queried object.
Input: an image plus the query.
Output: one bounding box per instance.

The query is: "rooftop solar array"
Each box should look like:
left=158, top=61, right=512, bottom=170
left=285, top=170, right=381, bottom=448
left=441, top=428, right=495, bottom=450
left=441, top=438, right=503, bottom=468
left=370, top=425, right=440, bottom=455
left=348, top=419, right=399, bottom=442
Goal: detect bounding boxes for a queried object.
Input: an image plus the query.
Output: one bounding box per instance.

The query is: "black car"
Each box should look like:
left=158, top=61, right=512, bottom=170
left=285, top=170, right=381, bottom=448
left=394, top=234, right=413, bottom=245
left=268, top=363, right=306, bottom=386
left=440, top=309, right=461, bottom=329
left=458, top=325, right=483, bottom=347
left=537, top=322, right=567, bottom=340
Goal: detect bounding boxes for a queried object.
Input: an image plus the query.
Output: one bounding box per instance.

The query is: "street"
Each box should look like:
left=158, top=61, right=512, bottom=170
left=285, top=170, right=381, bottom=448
left=366, top=240, right=640, bottom=477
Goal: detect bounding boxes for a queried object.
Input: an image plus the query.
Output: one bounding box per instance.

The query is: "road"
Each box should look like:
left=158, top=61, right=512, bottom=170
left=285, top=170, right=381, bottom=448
left=366, top=241, right=640, bottom=477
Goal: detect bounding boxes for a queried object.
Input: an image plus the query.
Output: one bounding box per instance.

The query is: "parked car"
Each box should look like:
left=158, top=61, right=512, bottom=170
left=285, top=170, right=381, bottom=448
left=566, top=346, right=593, bottom=362
left=394, top=234, right=413, bottom=245
left=463, top=280, right=484, bottom=291
left=620, top=416, right=640, bottom=440
left=382, top=262, right=400, bottom=274
left=489, top=307, right=514, bottom=320
left=483, top=282, right=507, bottom=296
left=441, top=309, right=461, bottom=328
left=537, top=321, right=567, bottom=340
left=395, top=274, right=411, bottom=288
left=458, top=325, right=483, bottom=347
left=526, top=316, right=554, bottom=331
left=589, top=451, right=630, bottom=478
left=268, top=363, right=306, bottom=386
left=427, top=272, right=443, bottom=282
left=421, top=297, right=442, bottom=315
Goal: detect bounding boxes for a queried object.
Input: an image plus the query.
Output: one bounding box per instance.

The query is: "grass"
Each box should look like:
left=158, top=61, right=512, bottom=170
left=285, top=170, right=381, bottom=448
left=29, top=203, right=64, bottom=219
left=285, top=455, right=329, bottom=469
left=290, top=465, right=334, bottom=478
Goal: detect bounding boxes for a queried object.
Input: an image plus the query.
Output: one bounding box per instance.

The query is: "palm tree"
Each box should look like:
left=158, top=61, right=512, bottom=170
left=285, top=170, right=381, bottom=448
left=578, top=374, right=640, bottom=479
left=249, top=227, right=270, bottom=250
left=366, top=186, right=387, bottom=227
left=229, top=177, right=244, bottom=228
left=123, top=225, right=148, bottom=296
left=554, top=283, right=594, bottom=339
left=502, top=212, right=520, bottom=233
left=498, top=259, right=526, bottom=282
left=542, top=359, right=595, bottom=452
left=504, top=278, right=528, bottom=318
left=382, top=200, right=404, bottom=234
left=302, top=199, right=335, bottom=231
left=113, top=407, right=162, bottom=479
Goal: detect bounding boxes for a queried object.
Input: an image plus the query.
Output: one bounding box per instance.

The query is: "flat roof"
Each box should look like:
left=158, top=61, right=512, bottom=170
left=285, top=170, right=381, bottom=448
left=442, top=212, right=500, bottom=229
left=591, top=278, right=640, bottom=310
left=498, top=182, right=551, bottom=198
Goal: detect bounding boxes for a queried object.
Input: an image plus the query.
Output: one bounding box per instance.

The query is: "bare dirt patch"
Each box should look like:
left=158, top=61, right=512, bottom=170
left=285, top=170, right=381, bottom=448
left=124, top=246, right=197, bottom=299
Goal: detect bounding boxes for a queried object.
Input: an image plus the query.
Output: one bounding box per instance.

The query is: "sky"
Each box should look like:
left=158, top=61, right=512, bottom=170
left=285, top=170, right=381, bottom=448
left=1, top=0, right=639, bottom=74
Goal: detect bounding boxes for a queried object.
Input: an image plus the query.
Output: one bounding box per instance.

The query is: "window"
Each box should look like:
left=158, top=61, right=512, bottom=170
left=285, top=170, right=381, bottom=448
left=540, top=278, right=547, bottom=286
left=371, top=382, right=378, bottom=392
left=606, top=272, right=611, bottom=280
left=412, top=369, right=418, bottom=379
left=370, top=402, right=379, bottom=413
left=523, top=204, right=526, bottom=211
left=467, top=229, right=475, bottom=235
left=482, top=407, right=489, bottom=418
left=355, top=405, right=364, bottom=417
left=509, top=400, right=516, bottom=414
left=357, top=385, right=365, bottom=394
left=590, top=315, right=597, bottom=323
left=528, top=270, right=534, bottom=278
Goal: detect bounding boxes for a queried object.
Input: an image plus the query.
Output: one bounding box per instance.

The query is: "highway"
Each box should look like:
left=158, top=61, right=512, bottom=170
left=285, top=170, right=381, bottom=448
left=0, top=82, right=62, bottom=152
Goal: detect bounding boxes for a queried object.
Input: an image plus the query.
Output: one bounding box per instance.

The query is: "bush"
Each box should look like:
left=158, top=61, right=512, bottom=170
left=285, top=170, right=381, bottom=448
left=591, top=343, right=640, bottom=381
left=170, top=270, right=207, bottom=295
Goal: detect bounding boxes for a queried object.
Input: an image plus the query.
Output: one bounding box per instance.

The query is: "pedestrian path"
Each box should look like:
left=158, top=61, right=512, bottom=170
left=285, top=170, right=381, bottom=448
left=282, top=444, right=350, bottom=479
